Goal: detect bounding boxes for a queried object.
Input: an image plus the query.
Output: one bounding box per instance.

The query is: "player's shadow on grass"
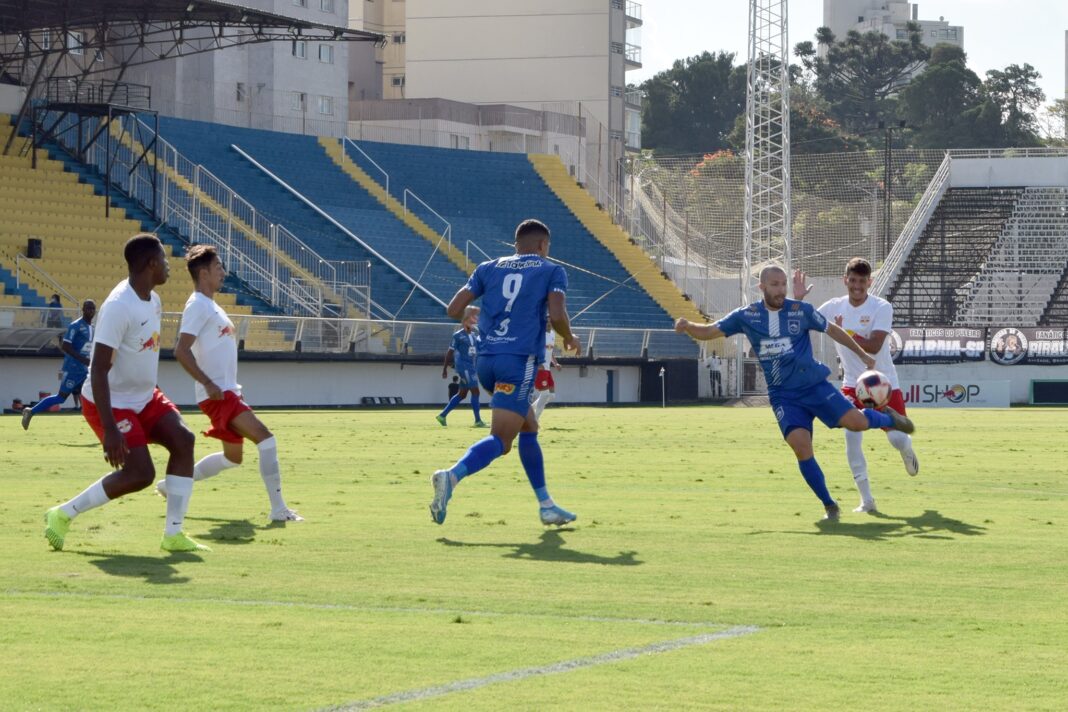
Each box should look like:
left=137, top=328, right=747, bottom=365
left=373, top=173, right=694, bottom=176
left=185, top=516, right=259, bottom=545
left=437, top=530, right=641, bottom=566
left=73, top=551, right=202, bottom=584
left=812, top=509, right=987, bottom=541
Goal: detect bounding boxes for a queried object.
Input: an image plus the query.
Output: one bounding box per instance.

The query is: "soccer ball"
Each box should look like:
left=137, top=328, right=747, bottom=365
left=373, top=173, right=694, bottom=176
left=855, top=370, right=892, bottom=409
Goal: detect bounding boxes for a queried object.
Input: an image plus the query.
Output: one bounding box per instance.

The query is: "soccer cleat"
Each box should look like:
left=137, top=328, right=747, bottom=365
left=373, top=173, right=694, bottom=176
left=43, top=506, right=71, bottom=551
left=160, top=532, right=211, bottom=552
left=21, top=407, right=33, bottom=430
left=539, top=505, right=577, bottom=526
left=853, top=500, right=878, bottom=514
left=901, top=447, right=920, bottom=476
left=154, top=479, right=168, bottom=499
left=429, top=470, right=453, bottom=524
left=823, top=503, right=841, bottom=521
left=883, top=407, right=915, bottom=434
left=270, top=507, right=305, bottom=522
left=473, top=420, right=488, bottom=428
left=435, top=415, right=447, bottom=427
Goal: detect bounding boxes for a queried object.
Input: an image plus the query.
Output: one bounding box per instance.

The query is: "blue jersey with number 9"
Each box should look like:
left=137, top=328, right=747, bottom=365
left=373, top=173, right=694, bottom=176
left=465, top=253, right=567, bottom=358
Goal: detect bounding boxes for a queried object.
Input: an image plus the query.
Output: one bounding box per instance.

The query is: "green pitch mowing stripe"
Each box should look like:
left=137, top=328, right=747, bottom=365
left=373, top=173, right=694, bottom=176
left=321, top=626, right=759, bottom=710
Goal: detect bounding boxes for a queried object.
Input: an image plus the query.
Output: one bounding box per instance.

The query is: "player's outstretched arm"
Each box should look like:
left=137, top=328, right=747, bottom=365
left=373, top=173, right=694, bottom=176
left=174, top=332, right=222, bottom=400
left=446, top=287, right=476, bottom=321
left=548, top=292, right=580, bottom=354
left=827, top=323, right=876, bottom=369
left=89, top=343, right=128, bottom=468
left=675, top=318, right=724, bottom=341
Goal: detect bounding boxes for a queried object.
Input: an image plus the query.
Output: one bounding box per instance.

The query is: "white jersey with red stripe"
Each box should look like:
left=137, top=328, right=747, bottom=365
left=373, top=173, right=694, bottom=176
left=817, top=294, right=899, bottom=389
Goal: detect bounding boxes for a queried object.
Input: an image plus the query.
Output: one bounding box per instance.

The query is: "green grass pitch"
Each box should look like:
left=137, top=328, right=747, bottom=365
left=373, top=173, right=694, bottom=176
left=2, top=406, right=1066, bottom=710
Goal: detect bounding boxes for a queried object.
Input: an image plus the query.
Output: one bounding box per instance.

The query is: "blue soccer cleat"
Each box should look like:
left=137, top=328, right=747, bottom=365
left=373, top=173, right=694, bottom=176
left=429, top=470, right=453, bottom=525
left=539, top=504, right=577, bottom=526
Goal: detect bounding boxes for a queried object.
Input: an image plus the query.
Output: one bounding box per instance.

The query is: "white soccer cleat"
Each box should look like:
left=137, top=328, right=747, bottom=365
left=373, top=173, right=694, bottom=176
left=270, top=508, right=304, bottom=522
left=853, top=500, right=878, bottom=513
left=901, top=447, right=920, bottom=476
left=154, top=479, right=168, bottom=499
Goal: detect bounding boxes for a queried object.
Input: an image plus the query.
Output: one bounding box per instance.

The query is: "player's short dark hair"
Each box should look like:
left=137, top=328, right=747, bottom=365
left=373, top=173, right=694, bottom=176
left=515, top=219, right=550, bottom=243
left=124, top=233, right=163, bottom=272
left=845, top=257, right=872, bottom=277
left=186, top=244, right=219, bottom=281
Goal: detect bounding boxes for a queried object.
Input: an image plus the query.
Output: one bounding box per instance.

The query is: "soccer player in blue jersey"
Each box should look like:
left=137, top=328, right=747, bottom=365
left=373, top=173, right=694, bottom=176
left=436, top=305, right=486, bottom=427
left=22, top=299, right=96, bottom=430
left=674, top=264, right=915, bottom=520
left=430, top=219, right=581, bottom=526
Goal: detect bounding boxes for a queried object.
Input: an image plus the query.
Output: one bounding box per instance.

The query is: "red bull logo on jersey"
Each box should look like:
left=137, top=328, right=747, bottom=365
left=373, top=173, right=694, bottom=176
left=116, top=418, right=133, bottom=434
left=219, top=324, right=235, bottom=338
left=495, top=383, right=516, bottom=395
left=138, top=331, right=161, bottom=352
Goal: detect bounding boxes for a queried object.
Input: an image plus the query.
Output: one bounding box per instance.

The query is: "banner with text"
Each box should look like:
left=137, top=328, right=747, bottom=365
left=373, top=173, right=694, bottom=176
left=900, top=380, right=1011, bottom=408
left=889, top=327, right=986, bottom=364
left=988, top=327, right=1068, bottom=366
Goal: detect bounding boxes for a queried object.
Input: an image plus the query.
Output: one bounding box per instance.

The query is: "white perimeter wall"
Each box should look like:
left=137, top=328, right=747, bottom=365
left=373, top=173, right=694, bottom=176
left=950, top=156, right=1068, bottom=188
left=1, top=359, right=640, bottom=409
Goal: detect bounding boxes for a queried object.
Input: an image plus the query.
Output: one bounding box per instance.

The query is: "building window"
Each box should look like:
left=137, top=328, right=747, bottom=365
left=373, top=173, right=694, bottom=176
left=293, top=40, right=307, bottom=59
left=293, top=0, right=308, bottom=7
left=94, top=49, right=103, bottom=63
left=67, top=31, right=83, bottom=56
left=318, top=44, right=334, bottom=64
left=318, top=96, right=334, bottom=115
left=320, top=0, right=335, bottom=11
left=291, top=92, right=307, bottom=111
left=392, top=32, right=406, bottom=44
left=391, top=75, right=405, bottom=87
left=41, top=31, right=51, bottom=51
left=236, top=83, right=246, bottom=103
left=450, top=135, right=470, bottom=149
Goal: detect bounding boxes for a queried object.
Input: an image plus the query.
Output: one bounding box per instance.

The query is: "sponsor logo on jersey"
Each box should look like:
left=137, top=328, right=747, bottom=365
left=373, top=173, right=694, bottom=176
left=788, top=321, right=801, bottom=335
left=138, top=331, right=161, bottom=352
left=116, top=418, right=133, bottom=434
left=495, top=383, right=516, bottom=395
left=219, top=324, right=235, bottom=338
left=759, top=337, right=793, bottom=358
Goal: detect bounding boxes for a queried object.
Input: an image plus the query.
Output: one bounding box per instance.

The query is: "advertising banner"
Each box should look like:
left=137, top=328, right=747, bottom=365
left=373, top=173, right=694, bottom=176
left=900, top=380, right=1011, bottom=408
left=889, top=327, right=986, bottom=364
left=988, top=327, right=1068, bottom=366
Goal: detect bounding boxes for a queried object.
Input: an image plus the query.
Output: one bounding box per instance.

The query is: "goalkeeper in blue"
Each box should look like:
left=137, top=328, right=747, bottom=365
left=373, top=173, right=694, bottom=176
left=674, top=264, right=914, bottom=521
left=430, top=219, right=581, bottom=527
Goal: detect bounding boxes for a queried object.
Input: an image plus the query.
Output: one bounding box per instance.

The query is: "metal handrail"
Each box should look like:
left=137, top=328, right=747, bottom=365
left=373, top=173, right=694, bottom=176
left=231, top=143, right=448, bottom=308
left=465, top=240, right=492, bottom=266
left=343, top=137, right=389, bottom=196
left=871, top=152, right=952, bottom=297
left=15, top=254, right=78, bottom=305
left=403, top=187, right=452, bottom=247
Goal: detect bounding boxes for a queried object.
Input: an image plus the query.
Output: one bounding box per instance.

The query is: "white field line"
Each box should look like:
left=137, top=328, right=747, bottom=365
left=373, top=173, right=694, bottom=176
left=3, top=589, right=727, bottom=628
left=318, top=626, right=760, bottom=711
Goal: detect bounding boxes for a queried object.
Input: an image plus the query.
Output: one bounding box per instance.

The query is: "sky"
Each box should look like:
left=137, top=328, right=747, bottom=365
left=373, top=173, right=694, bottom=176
left=629, top=0, right=1067, bottom=107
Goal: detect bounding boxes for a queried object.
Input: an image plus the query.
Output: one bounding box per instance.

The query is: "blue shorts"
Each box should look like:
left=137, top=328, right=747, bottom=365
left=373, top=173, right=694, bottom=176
left=477, top=353, right=537, bottom=417
left=454, top=364, right=478, bottom=389
left=769, top=380, right=855, bottom=438
left=59, top=370, right=87, bottom=396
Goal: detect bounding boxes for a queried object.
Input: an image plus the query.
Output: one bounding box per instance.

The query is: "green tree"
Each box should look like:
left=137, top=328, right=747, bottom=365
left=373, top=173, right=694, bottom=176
left=983, top=63, right=1046, bottom=146
left=899, top=44, right=999, bottom=148
left=795, top=24, right=929, bottom=135
left=640, top=51, right=747, bottom=153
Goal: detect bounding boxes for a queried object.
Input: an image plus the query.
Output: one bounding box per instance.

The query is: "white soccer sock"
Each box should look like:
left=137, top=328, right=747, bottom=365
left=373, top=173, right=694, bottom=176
left=163, top=475, right=194, bottom=536
left=60, top=477, right=110, bottom=519
left=533, top=391, right=555, bottom=419
left=194, top=452, right=240, bottom=482
left=845, top=429, right=874, bottom=504
left=257, top=436, right=287, bottom=512
left=886, top=429, right=912, bottom=452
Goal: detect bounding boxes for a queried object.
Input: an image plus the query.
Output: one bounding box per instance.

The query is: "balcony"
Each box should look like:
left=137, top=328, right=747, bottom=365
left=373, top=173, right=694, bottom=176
left=626, top=0, right=642, bottom=27
left=625, top=89, right=644, bottom=109
left=625, top=42, right=642, bottom=68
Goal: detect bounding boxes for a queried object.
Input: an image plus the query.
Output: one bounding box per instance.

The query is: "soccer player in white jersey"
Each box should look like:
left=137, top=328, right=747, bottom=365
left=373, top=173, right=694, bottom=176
left=794, top=258, right=919, bottom=514
left=532, top=321, right=561, bottom=419
left=156, top=245, right=302, bottom=522
left=43, top=234, right=207, bottom=553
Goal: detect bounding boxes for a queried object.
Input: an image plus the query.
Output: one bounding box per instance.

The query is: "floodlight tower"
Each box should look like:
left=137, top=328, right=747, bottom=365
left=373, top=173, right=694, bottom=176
left=742, top=0, right=792, bottom=304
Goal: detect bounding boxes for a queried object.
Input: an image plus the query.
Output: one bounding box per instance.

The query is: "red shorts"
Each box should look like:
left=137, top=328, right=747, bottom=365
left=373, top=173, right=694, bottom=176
left=842, top=386, right=907, bottom=417
left=198, top=390, right=253, bottom=444
left=82, top=388, right=181, bottom=449
left=535, top=368, right=555, bottom=391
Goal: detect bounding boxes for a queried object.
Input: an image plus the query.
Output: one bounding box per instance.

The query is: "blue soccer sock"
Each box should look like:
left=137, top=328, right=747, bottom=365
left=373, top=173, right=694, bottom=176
left=863, top=408, right=893, bottom=430
left=518, top=432, right=551, bottom=505
left=797, top=457, right=835, bottom=506
left=471, top=393, right=482, bottom=423
left=450, top=435, right=504, bottom=481
left=31, top=393, right=69, bottom=414
left=439, top=394, right=463, bottom=418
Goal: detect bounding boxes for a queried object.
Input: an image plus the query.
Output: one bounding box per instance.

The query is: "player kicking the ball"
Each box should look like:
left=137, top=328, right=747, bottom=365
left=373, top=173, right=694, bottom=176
left=430, top=219, right=581, bottom=526
left=675, top=264, right=914, bottom=521
left=44, top=234, right=207, bottom=552
left=793, top=258, right=919, bottom=514
left=157, top=245, right=302, bottom=522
